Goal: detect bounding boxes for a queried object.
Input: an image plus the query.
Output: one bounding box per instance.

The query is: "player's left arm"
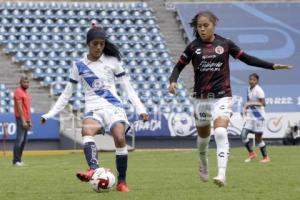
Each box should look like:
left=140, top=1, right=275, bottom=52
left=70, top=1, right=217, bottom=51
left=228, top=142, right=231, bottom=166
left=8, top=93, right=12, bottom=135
left=114, top=60, right=149, bottom=122
left=238, top=53, right=292, bottom=70
left=227, top=39, right=292, bottom=70
left=118, top=75, right=149, bottom=122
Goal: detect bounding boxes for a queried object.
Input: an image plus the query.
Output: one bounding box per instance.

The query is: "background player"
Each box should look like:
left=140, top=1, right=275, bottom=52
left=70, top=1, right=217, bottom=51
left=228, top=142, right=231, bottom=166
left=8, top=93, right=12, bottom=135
left=41, top=25, right=149, bottom=192
left=241, top=73, right=270, bottom=163
left=168, top=10, right=291, bottom=187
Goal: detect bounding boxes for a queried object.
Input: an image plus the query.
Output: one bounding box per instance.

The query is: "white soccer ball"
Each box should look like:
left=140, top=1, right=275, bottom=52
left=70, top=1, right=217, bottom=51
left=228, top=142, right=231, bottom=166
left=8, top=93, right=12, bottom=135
left=89, top=168, right=116, bottom=192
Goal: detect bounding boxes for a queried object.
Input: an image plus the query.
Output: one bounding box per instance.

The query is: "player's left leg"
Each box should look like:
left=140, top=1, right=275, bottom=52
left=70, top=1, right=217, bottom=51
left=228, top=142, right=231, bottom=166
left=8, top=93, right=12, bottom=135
left=241, top=127, right=256, bottom=162
left=255, top=134, right=270, bottom=163
left=254, top=120, right=270, bottom=163
left=213, top=117, right=230, bottom=187
left=211, top=97, right=232, bottom=187
left=111, top=122, right=130, bottom=192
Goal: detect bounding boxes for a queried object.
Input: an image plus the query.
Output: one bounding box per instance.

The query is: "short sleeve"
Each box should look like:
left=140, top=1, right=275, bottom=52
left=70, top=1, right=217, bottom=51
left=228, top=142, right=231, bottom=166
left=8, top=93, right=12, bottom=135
left=227, top=39, right=244, bottom=59
left=114, top=60, right=126, bottom=78
left=256, top=87, right=265, bottom=99
left=178, top=43, right=193, bottom=65
left=14, top=89, right=22, bottom=101
left=69, top=63, right=79, bottom=83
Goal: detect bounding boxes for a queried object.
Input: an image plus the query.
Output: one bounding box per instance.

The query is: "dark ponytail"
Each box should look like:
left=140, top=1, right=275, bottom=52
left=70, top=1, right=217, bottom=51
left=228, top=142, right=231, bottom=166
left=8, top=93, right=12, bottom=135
left=103, top=40, right=122, bottom=61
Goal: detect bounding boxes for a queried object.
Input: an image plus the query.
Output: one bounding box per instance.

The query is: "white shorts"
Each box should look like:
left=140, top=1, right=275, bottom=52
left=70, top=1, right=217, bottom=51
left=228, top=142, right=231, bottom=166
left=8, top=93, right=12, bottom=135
left=192, top=97, right=233, bottom=127
left=84, top=106, right=130, bottom=134
left=243, top=119, right=265, bottom=133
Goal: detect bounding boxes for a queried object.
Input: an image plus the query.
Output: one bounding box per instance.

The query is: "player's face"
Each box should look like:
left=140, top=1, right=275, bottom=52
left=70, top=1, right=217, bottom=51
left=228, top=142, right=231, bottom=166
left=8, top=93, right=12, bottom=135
left=21, top=79, right=29, bottom=90
left=249, top=76, right=258, bottom=88
left=88, top=39, right=105, bottom=61
left=197, top=15, right=215, bottom=42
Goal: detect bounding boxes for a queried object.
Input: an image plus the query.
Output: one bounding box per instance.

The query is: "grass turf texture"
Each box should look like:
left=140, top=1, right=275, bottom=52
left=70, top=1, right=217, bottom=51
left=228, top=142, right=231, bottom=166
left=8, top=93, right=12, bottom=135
left=0, top=146, right=299, bottom=200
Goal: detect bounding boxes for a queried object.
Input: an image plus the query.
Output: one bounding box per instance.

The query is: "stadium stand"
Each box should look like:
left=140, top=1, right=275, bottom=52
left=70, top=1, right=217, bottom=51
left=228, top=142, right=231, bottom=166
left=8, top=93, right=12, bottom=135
left=0, top=83, right=14, bottom=113
left=0, top=1, right=193, bottom=114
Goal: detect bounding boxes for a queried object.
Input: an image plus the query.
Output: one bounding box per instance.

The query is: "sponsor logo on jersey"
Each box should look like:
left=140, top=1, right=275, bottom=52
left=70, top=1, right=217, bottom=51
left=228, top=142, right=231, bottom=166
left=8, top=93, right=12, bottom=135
left=215, top=46, right=224, bottom=54
left=195, top=48, right=202, bottom=55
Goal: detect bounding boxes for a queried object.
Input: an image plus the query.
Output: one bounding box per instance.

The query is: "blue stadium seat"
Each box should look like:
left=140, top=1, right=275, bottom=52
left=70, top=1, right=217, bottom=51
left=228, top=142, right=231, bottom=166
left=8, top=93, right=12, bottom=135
left=0, top=1, right=192, bottom=113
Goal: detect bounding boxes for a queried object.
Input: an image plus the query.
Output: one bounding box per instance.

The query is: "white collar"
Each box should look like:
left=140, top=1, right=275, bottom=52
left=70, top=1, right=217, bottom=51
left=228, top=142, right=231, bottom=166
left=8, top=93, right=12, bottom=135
left=84, top=53, right=105, bottom=65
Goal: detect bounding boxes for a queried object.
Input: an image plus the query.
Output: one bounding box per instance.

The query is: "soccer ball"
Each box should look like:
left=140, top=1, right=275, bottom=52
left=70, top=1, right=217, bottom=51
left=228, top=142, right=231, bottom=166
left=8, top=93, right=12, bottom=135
left=89, top=168, right=116, bottom=192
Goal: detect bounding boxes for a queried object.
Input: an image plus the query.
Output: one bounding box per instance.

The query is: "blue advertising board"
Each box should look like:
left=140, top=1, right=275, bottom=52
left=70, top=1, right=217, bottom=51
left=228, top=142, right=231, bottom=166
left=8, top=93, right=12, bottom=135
left=0, top=113, right=59, bottom=140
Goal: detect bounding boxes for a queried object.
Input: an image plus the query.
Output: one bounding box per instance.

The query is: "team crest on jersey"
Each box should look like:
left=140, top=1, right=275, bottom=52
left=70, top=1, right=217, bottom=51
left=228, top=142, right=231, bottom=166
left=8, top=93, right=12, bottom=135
left=92, top=79, right=104, bottom=90
left=215, top=46, right=224, bottom=55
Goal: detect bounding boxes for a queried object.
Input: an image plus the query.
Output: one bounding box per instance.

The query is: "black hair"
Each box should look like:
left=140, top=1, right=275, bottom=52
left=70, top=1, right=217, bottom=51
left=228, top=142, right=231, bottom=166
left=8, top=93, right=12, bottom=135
left=249, top=73, right=259, bottom=81
left=20, top=75, right=29, bottom=83
left=189, top=10, right=219, bottom=39
left=86, top=27, right=121, bottom=61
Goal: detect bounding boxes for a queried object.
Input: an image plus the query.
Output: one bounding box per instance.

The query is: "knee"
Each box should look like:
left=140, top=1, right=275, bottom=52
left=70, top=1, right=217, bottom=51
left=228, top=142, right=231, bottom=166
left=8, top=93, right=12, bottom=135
left=214, top=127, right=227, bottom=141
left=255, top=136, right=263, bottom=144
left=81, top=127, right=96, bottom=136
left=241, top=129, right=250, bottom=143
left=114, top=133, right=125, bottom=145
left=257, top=140, right=265, bottom=147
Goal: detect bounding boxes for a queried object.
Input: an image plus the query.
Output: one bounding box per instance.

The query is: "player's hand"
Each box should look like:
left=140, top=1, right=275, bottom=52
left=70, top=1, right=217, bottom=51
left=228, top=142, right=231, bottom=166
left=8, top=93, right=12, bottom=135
left=168, top=82, right=177, bottom=94
left=140, top=113, right=149, bottom=122
left=273, top=64, right=292, bottom=70
left=28, top=121, right=32, bottom=130
left=40, top=117, right=46, bottom=124
left=21, top=121, right=29, bottom=129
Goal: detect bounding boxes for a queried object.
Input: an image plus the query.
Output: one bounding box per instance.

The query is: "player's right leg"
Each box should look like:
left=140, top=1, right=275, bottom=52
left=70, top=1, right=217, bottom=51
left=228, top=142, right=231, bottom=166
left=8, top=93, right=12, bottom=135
left=241, top=127, right=256, bottom=162
left=194, top=100, right=211, bottom=182
left=76, top=117, right=102, bottom=182
left=196, top=125, right=211, bottom=182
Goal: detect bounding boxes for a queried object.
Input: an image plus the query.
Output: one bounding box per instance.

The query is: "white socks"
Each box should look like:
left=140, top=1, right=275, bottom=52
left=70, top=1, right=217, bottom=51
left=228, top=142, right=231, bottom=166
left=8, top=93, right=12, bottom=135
left=115, top=146, right=128, bottom=156
left=197, top=135, right=211, bottom=169
left=214, top=127, right=229, bottom=178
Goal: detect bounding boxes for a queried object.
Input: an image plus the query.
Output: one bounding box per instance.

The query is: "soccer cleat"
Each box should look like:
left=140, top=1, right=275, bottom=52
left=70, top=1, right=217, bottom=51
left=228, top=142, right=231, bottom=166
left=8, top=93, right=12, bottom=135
left=199, top=162, right=209, bottom=182
left=244, top=151, right=257, bottom=163
left=13, top=161, right=26, bottom=167
left=116, top=182, right=130, bottom=192
left=260, top=156, right=270, bottom=163
left=76, top=169, right=95, bottom=182
left=213, top=175, right=226, bottom=187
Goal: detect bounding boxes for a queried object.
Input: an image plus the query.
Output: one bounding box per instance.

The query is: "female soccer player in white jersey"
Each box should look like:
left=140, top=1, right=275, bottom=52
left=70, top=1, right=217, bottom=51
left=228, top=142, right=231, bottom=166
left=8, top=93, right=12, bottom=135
left=41, top=26, right=149, bottom=192
left=168, top=10, right=291, bottom=187
left=241, top=73, right=270, bottom=163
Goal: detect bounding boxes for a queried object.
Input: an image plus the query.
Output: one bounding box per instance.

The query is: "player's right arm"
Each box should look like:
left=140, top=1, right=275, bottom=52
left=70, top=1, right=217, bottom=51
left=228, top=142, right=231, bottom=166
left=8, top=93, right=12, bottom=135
left=245, top=86, right=266, bottom=110
left=168, top=43, right=193, bottom=94
left=41, top=63, right=79, bottom=124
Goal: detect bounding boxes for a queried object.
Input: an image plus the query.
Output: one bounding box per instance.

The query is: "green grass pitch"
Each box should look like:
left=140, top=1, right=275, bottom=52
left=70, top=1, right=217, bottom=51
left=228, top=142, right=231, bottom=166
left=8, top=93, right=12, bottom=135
left=0, top=146, right=299, bottom=200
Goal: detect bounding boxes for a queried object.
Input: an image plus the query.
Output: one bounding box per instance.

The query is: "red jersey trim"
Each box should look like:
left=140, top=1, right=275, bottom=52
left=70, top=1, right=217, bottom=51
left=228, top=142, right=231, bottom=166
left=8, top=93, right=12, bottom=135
left=235, top=49, right=244, bottom=59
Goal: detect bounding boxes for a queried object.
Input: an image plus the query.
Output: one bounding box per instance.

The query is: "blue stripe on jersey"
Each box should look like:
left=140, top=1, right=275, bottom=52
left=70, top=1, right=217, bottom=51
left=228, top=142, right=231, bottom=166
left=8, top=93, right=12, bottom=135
left=75, top=61, right=123, bottom=108
left=249, top=106, right=264, bottom=120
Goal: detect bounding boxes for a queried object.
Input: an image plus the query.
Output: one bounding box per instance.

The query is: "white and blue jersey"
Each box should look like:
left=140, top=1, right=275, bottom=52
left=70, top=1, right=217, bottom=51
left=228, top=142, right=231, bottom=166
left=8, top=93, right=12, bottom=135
left=70, top=54, right=127, bottom=112
left=42, top=53, right=146, bottom=123
left=245, top=84, right=265, bottom=121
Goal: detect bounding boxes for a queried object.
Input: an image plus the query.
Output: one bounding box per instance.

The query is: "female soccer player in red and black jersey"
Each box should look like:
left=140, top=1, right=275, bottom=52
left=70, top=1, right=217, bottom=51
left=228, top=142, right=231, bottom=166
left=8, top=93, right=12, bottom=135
left=169, top=11, right=291, bottom=187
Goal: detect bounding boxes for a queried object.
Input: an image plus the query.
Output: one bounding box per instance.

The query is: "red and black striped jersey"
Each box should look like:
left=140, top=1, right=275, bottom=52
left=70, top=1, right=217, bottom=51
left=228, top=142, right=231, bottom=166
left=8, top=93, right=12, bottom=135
left=169, top=34, right=274, bottom=99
